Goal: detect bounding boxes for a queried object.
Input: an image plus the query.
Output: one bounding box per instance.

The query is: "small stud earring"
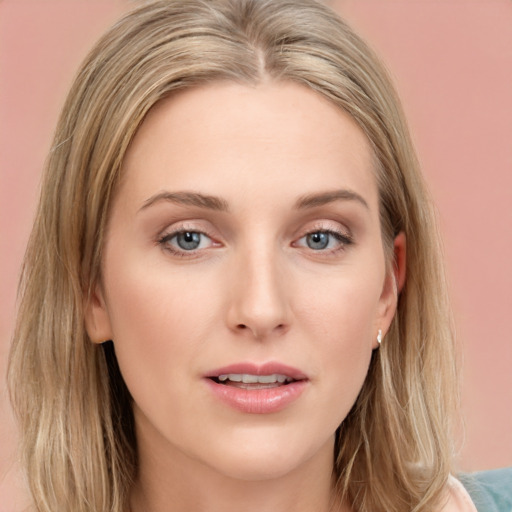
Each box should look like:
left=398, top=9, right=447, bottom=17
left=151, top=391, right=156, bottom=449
left=377, top=329, right=383, bottom=345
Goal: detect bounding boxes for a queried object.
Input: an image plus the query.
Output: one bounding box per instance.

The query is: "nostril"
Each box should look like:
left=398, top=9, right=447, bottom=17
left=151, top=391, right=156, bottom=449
left=234, top=322, right=288, bottom=339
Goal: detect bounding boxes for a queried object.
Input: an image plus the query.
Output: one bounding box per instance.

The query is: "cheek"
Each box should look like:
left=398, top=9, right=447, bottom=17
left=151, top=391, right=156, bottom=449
left=295, top=268, right=382, bottom=412
left=101, top=257, right=216, bottom=403
left=297, top=265, right=383, bottom=347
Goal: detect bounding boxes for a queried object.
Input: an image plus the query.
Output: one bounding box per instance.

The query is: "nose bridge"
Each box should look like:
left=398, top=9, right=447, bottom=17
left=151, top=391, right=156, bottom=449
left=228, top=238, right=290, bottom=339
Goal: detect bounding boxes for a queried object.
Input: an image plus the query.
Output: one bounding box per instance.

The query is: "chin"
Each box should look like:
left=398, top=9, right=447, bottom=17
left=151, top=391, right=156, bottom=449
left=207, top=452, right=305, bottom=482
left=199, top=427, right=334, bottom=482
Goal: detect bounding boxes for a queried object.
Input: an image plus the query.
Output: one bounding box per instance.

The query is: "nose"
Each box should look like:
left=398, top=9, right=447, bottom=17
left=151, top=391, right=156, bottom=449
left=226, top=246, right=291, bottom=340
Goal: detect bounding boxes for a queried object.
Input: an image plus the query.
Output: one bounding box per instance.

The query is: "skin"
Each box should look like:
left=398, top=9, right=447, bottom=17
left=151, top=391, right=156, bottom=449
left=86, top=81, right=403, bottom=512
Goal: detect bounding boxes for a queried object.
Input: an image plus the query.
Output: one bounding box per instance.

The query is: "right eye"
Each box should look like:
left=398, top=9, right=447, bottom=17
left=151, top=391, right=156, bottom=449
left=159, top=230, right=214, bottom=254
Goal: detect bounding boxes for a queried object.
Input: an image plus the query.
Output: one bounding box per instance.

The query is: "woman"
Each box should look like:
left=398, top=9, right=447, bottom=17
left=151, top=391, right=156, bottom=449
left=7, top=0, right=476, bottom=511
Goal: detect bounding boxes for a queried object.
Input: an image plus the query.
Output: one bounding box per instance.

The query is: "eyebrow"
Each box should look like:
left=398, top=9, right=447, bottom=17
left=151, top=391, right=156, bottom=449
left=139, top=191, right=230, bottom=212
left=139, top=188, right=369, bottom=214
left=295, top=190, right=369, bottom=210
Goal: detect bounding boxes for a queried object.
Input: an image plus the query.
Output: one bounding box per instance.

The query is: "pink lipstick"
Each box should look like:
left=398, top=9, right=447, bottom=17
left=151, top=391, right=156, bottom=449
left=204, top=362, right=308, bottom=414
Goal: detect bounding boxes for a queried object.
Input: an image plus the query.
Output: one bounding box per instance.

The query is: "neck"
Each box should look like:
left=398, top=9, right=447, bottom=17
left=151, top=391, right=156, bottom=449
left=129, top=421, right=348, bottom=512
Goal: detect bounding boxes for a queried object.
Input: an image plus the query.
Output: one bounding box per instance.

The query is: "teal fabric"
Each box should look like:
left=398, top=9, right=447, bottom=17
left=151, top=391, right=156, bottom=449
left=459, top=468, right=512, bottom=512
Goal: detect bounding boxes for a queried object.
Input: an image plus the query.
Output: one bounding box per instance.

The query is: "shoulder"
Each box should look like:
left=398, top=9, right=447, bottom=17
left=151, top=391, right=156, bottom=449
left=440, top=475, right=478, bottom=512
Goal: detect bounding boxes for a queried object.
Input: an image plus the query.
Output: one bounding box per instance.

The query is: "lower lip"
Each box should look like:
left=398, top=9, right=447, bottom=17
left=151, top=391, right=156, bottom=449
left=205, top=379, right=307, bottom=414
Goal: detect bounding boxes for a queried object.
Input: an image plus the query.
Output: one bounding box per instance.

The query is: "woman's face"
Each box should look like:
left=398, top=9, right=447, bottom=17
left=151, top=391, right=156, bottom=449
left=86, top=82, right=398, bottom=481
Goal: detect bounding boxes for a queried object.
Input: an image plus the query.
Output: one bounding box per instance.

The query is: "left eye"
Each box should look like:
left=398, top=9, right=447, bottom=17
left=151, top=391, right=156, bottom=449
left=161, top=231, right=212, bottom=251
left=296, top=230, right=350, bottom=251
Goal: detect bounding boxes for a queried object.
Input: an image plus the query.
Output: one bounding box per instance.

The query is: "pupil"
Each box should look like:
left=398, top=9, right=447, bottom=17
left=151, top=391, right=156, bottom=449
left=307, top=232, right=329, bottom=250
left=177, top=231, right=201, bottom=250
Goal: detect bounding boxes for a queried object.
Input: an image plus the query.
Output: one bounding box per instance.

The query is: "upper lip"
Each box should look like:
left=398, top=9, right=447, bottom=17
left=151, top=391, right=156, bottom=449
left=205, top=362, right=308, bottom=381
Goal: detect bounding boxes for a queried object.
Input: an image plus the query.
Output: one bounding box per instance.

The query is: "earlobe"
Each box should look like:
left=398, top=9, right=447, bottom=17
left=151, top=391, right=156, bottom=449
left=84, top=283, right=113, bottom=344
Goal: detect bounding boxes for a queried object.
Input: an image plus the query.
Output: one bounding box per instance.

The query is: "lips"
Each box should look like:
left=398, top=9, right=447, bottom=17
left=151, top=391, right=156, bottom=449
left=204, top=362, right=308, bottom=414
left=206, top=362, right=307, bottom=380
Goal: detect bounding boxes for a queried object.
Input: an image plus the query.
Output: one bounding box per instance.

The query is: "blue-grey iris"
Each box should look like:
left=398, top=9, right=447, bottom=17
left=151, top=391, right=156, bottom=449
left=177, top=232, right=201, bottom=250
left=307, top=232, right=329, bottom=250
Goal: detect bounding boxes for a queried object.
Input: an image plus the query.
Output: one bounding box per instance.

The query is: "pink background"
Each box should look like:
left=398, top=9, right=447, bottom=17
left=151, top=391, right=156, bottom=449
left=1, top=0, right=511, bottom=509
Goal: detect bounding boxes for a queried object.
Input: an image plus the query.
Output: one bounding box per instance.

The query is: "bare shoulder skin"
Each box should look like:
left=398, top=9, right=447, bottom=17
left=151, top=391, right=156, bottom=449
left=441, top=476, right=478, bottom=512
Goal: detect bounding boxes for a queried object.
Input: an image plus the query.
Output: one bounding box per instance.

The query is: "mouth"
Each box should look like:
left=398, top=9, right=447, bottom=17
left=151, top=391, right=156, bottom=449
left=204, top=362, right=308, bottom=414
left=210, top=373, right=297, bottom=390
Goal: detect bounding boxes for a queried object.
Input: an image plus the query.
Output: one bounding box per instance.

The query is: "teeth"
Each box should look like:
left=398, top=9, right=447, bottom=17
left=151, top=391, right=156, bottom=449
left=257, top=375, right=278, bottom=384
left=217, top=373, right=292, bottom=384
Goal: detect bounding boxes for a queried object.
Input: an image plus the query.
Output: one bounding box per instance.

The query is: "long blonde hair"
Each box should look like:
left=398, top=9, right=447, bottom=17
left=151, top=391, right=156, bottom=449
left=8, top=1, right=458, bottom=511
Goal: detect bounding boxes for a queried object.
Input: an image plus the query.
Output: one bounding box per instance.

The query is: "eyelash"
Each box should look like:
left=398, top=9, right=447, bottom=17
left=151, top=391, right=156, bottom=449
left=294, top=227, right=353, bottom=255
left=157, top=225, right=353, bottom=258
left=158, top=228, right=217, bottom=258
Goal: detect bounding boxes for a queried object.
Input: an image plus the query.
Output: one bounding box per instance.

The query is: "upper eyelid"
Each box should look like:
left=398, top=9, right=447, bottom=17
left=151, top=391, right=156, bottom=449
left=295, top=220, right=352, bottom=238
left=161, top=226, right=211, bottom=237
left=158, top=220, right=217, bottom=237
left=300, top=227, right=350, bottom=238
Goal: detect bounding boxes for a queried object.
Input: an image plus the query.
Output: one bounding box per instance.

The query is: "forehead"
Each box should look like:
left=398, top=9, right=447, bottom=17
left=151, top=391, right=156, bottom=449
left=118, top=81, right=378, bottom=211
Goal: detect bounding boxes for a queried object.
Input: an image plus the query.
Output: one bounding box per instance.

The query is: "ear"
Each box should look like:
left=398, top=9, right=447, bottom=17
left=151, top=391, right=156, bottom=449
left=374, top=232, right=406, bottom=348
left=84, top=282, right=113, bottom=344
